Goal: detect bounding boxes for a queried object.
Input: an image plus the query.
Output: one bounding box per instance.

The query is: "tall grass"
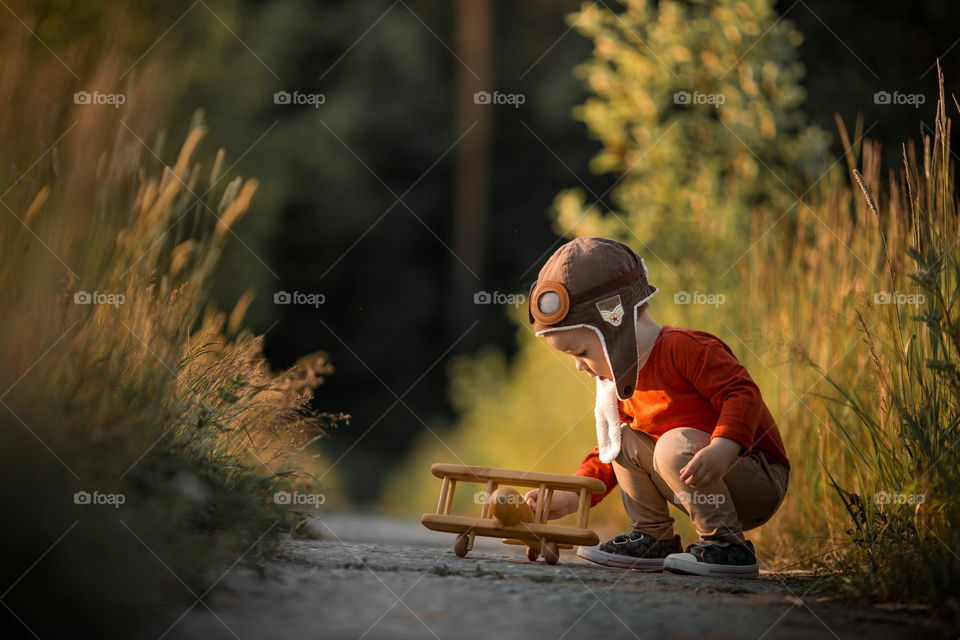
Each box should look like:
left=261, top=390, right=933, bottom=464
left=0, top=21, right=344, bottom=639
left=687, top=67, right=960, bottom=606
left=816, top=72, right=960, bottom=605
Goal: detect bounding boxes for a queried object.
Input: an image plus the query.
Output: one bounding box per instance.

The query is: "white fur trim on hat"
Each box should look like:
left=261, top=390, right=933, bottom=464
left=594, top=377, right=626, bottom=463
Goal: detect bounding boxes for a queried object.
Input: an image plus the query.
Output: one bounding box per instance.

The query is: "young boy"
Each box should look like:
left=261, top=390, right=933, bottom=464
left=524, top=237, right=789, bottom=577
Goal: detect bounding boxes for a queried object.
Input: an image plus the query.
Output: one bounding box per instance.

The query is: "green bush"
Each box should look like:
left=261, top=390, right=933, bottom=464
left=553, top=0, right=830, bottom=282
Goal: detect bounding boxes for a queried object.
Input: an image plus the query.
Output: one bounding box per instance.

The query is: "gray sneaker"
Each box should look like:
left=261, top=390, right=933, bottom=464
left=663, top=539, right=759, bottom=578
left=577, top=532, right=682, bottom=570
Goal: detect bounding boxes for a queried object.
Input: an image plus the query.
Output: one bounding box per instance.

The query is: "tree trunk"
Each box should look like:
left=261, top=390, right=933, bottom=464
left=452, top=0, right=492, bottom=341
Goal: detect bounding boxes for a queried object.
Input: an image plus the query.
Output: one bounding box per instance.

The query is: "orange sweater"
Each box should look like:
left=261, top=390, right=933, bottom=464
left=575, top=325, right=790, bottom=507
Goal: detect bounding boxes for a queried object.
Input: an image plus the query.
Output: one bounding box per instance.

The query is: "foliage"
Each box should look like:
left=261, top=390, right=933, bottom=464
left=554, top=0, right=830, bottom=282
left=0, top=27, right=345, bottom=638
left=819, top=74, right=960, bottom=606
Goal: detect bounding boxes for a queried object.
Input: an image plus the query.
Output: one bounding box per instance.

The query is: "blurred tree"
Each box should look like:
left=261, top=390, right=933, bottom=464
left=552, top=0, right=831, bottom=285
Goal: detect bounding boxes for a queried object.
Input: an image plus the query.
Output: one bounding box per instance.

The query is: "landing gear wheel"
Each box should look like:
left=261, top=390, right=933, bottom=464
left=454, top=533, right=470, bottom=557
left=542, top=541, right=559, bottom=565
left=525, top=546, right=539, bottom=562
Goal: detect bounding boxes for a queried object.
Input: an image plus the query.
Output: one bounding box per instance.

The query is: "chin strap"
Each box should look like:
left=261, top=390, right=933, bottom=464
left=595, top=377, right=626, bottom=463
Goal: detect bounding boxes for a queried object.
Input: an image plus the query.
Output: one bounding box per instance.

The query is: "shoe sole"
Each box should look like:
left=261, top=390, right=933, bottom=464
left=575, top=545, right=664, bottom=570
left=663, top=553, right=759, bottom=578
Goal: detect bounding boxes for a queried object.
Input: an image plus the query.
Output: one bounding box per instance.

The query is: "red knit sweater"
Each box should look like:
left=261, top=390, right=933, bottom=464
left=575, top=325, right=790, bottom=507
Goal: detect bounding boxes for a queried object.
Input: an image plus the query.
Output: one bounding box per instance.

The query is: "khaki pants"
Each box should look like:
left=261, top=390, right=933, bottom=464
left=613, top=427, right=789, bottom=543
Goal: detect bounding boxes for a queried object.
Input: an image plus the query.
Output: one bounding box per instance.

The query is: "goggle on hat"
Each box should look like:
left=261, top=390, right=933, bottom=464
left=528, top=237, right=658, bottom=401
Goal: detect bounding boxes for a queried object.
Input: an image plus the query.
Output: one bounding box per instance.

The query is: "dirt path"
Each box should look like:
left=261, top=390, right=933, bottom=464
left=169, top=512, right=948, bottom=640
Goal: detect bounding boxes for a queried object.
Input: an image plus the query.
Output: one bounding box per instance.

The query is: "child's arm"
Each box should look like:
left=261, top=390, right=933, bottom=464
left=676, top=334, right=765, bottom=485
left=573, top=445, right=618, bottom=507
left=530, top=396, right=631, bottom=516
left=679, top=334, right=764, bottom=449
left=525, top=445, right=617, bottom=519
left=572, top=398, right=632, bottom=506
left=523, top=488, right=579, bottom=519
left=679, top=436, right=741, bottom=487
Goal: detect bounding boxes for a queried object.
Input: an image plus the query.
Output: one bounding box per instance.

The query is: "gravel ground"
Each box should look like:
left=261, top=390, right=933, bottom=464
left=167, top=512, right=952, bottom=640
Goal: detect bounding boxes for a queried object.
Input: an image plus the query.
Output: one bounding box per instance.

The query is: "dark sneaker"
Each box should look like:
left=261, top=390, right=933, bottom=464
left=577, top=532, right=682, bottom=570
left=663, top=539, right=759, bottom=578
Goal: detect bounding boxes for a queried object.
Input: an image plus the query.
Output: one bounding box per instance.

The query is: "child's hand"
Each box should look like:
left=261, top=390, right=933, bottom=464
left=679, top=437, right=741, bottom=487
left=523, top=489, right=579, bottom=520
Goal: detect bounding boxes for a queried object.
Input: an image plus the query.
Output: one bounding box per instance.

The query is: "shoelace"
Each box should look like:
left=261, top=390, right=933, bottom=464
left=613, top=532, right=651, bottom=545
left=687, top=540, right=728, bottom=552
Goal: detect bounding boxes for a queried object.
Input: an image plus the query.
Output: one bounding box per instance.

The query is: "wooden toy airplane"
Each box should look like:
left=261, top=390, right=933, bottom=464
left=420, top=463, right=606, bottom=564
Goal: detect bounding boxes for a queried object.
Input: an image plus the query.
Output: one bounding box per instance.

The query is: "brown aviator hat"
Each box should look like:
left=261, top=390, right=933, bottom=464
left=528, top=237, right=658, bottom=401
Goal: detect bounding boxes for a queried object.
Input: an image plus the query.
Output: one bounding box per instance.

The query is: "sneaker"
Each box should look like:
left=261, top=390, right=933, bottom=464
left=663, top=539, right=759, bottom=578
left=576, top=532, right=682, bottom=570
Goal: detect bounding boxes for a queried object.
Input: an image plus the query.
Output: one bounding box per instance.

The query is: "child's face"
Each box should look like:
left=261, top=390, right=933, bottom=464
left=544, top=328, right=613, bottom=381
